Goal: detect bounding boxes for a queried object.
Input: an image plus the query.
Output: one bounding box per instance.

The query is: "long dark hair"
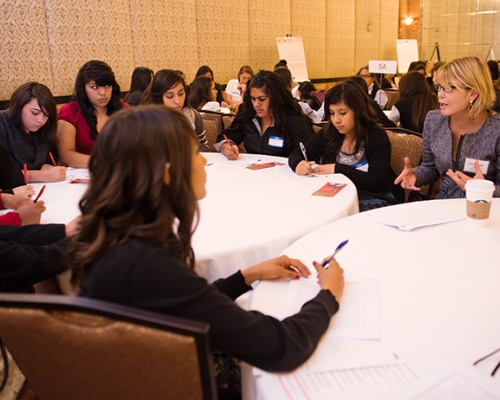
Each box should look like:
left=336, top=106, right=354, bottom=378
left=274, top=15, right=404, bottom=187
left=226, top=70, right=312, bottom=153
left=195, top=65, right=214, bottom=79
left=8, top=82, right=57, bottom=148
left=70, top=105, right=199, bottom=287
left=189, top=76, right=214, bottom=110
left=399, top=71, right=438, bottom=132
left=141, top=69, right=186, bottom=107
left=128, top=67, right=153, bottom=93
left=322, top=81, right=378, bottom=163
left=74, top=60, right=123, bottom=140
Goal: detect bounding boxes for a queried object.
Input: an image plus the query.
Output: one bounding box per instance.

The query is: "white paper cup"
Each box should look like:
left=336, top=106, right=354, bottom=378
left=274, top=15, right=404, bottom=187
left=465, top=179, right=494, bottom=227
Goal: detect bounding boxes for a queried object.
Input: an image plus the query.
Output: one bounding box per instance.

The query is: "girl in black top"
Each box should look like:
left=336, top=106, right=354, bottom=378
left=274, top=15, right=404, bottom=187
left=70, top=105, right=344, bottom=396
left=289, top=81, right=403, bottom=209
left=388, top=71, right=438, bottom=133
left=217, top=70, right=313, bottom=158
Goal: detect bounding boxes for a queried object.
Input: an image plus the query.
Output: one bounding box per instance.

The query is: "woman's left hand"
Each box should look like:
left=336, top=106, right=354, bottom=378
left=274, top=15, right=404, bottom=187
left=241, top=255, right=311, bottom=285
left=446, top=160, right=485, bottom=191
left=312, top=163, right=335, bottom=175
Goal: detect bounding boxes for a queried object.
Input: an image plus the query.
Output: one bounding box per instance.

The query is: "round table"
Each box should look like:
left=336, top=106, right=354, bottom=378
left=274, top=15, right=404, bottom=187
left=244, top=198, right=500, bottom=399
left=31, top=153, right=359, bottom=284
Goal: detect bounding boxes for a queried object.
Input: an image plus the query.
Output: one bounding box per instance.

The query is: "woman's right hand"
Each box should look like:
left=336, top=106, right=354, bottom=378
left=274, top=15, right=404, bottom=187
left=313, top=258, right=344, bottom=301
left=17, top=200, right=46, bottom=225
left=12, top=185, right=35, bottom=198
left=295, top=160, right=316, bottom=176
left=394, top=157, right=420, bottom=191
left=220, top=143, right=239, bottom=160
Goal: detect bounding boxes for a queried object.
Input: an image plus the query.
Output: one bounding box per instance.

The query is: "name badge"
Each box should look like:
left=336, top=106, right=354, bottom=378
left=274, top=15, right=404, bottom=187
left=268, top=136, right=284, bottom=148
left=354, top=160, right=369, bottom=172
left=464, top=158, right=489, bottom=174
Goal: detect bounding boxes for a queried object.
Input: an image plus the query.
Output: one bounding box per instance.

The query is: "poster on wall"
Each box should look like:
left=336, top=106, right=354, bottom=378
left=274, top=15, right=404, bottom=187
left=276, top=37, right=309, bottom=82
left=396, top=39, right=419, bottom=73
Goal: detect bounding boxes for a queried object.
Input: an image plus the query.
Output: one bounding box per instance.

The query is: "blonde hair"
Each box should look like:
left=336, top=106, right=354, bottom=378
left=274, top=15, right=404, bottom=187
left=437, top=56, right=495, bottom=119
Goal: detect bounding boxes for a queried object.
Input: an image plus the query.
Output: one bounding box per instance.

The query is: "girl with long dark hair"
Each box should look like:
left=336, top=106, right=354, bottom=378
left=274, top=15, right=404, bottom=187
left=57, top=60, right=128, bottom=167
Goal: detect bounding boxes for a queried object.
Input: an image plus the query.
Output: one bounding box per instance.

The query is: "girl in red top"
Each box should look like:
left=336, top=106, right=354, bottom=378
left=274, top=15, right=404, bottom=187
left=57, top=60, right=129, bottom=168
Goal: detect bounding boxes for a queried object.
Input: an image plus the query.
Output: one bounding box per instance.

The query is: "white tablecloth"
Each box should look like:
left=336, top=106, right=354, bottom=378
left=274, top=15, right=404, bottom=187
left=244, top=198, right=500, bottom=399
left=194, top=153, right=359, bottom=282
left=31, top=153, right=359, bottom=284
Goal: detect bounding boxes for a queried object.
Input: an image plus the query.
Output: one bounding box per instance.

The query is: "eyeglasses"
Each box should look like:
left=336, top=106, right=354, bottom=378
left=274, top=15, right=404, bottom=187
left=360, top=74, right=372, bottom=79
left=435, top=84, right=458, bottom=93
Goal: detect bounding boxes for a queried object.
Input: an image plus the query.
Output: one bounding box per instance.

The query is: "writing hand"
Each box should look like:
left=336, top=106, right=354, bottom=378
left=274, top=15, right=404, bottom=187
left=295, top=160, right=316, bottom=176
left=313, top=258, right=344, bottom=301
left=220, top=142, right=239, bottom=160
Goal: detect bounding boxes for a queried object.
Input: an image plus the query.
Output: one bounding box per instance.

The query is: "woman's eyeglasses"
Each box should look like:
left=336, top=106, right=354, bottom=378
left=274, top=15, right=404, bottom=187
left=435, top=84, right=458, bottom=93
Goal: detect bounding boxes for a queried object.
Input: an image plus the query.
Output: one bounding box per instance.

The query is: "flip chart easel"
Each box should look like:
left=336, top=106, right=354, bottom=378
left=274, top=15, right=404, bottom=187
left=276, top=37, right=309, bottom=82
left=396, top=39, right=419, bottom=73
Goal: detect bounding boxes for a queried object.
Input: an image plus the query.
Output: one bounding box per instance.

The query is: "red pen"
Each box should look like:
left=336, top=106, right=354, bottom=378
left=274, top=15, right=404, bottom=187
left=23, top=163, right=27, bottom=184
left=34, top=185, right=46, bottom=203
left=49, top=152, right=57, bottom=166
left=223, top=134, right=238, bottom=156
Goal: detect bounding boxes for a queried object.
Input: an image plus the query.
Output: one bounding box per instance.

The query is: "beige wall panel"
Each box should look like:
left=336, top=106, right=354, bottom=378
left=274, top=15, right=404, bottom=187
left=291, top=0, right=326, bottom=79
left=326, top=1, right=356, bottom=77
left=379, top=0, right=399, bottom=60
left=248, top=0, right=290, bottom=75
left=0, top=1, right=53, bottom=100
left=355, top=0, right=381, bottom=68
left=44, top=0, right=134, bottom=96
left=129, top=0, right=198, bottom=85
left=196, top=0, right=250, bottom=85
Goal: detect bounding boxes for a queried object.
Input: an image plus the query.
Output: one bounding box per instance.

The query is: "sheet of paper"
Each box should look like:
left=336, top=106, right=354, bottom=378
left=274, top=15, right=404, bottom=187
left=208, top=154, right=275, bottom=170
left=403, top=361, right=500, bottom=400
left=365, top=202, right=465, bottom=231
left=276, top=279, right=379, bottom=340
left=254, top=339, right=400, bottom=377
left=255, top=363, right=420, bottom=400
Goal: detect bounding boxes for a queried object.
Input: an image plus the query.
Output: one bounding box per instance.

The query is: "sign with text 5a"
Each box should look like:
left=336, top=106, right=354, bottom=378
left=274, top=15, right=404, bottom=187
left=368, top=60, right=397, bottom=74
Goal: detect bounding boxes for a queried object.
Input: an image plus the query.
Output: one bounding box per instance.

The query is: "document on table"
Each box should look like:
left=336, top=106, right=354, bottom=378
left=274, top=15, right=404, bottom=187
left=255, top=364, right=420, bottom=400
left=365, top=202, right=465, bottom=231
left=275, top=278, right=379, bottom=340
left=208, top=154, right=279, bottom=170
left=403, top=361, right=500, bottom=399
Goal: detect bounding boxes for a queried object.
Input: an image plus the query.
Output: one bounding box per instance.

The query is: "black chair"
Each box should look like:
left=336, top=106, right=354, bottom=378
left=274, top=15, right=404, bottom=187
left=0, top=294, right=217, bottom=400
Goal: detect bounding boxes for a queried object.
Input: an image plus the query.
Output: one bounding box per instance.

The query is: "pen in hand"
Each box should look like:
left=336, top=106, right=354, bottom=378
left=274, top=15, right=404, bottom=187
left=49, top=152, right=57, bottom=166
left=300, top=142, right=308, bottom=162
left=223, top=134, right=239, bottom=156
left=321, top=239, right=349, bottom=267
left=34, top=185, right=46, bottom=203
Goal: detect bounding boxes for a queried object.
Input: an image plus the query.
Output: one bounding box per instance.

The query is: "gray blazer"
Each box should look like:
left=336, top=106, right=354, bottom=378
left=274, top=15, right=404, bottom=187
left=414, top=110, right=500, bottom=199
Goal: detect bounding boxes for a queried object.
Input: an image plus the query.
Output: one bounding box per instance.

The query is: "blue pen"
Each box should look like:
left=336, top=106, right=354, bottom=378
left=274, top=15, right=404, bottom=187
left=321, top=239, right=349, bottom=267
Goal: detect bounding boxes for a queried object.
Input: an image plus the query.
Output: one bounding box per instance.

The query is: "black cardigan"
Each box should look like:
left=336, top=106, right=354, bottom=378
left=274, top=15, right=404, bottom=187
left=288, top=124, right=397, bottom=195
left=81, top=240, right=339, bottom=372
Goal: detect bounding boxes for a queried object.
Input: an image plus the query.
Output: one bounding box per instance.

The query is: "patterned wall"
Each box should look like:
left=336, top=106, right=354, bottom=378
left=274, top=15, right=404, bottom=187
left=44, top=0, right=135, bottom=97
left=0, top=1, right=54, bottom=97
left=248, top=0, right=290, bottom=74
left=196, top=0, right=250, bottom=85
left=128, top=0, right=199, bottom=81
left=0, top=0, right=403, bottom=100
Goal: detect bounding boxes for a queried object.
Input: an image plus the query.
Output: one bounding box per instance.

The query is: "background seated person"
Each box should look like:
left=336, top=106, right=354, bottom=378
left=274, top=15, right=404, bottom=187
left=57, top=60, right=128, bottom=168
left=0, top=82, right=66, bottom=182
left=356, top=66, right=388, bottom=109
left=289, top=81, right=402, bottom=210
left=396, top=56, right=500, bottom=198
left=216, top=70, right=314, bottom=159
left=225, top=65, right=253, bottom=106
